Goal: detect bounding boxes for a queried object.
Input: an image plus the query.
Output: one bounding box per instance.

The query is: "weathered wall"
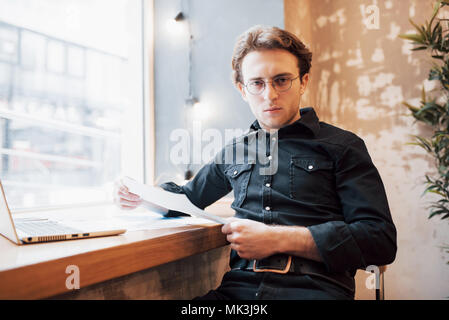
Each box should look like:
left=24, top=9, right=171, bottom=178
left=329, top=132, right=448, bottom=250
left=285, top=0, right=449, bottom=299
left=53, top=246, right=231, bottom=300
left=154, top=0, right=284, bottom=185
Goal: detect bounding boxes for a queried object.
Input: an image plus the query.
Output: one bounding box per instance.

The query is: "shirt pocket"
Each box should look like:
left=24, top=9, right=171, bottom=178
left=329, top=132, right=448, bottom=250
left=290, top=156, right=336, bottom=204
left=224, top=163, right=253, bottom=208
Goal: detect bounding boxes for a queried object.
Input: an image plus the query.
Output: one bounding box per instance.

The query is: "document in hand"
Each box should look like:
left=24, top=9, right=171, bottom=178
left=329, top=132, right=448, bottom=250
left=122, top=177, right=227, bottom=224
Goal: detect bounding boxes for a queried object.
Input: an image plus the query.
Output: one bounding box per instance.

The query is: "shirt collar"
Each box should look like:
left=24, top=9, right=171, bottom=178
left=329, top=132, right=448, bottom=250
left=249, top=107, right=320, bottom=137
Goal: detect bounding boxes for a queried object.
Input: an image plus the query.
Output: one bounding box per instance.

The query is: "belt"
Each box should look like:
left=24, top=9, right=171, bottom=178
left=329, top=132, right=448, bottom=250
left=240, top=254, right=355, bottom=293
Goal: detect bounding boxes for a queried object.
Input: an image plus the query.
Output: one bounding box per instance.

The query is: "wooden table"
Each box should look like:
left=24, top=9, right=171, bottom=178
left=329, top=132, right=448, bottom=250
left=0, top=202, right=233, bottom=299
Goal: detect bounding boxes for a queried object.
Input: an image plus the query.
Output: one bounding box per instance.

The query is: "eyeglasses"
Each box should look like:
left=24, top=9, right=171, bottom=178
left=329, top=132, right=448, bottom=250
left=243, top=75, right=300, bottom=95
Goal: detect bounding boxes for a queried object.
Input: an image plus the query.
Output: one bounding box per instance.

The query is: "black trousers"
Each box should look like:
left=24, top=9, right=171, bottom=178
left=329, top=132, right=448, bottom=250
left=195, top=269, right=354, bottom=300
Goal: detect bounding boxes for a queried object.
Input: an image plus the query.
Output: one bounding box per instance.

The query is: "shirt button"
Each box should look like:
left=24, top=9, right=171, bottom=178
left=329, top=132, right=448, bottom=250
left=265, top=206, right=271, bottom=211
left=268, top=155, right=272, bottom=160
left=265, top=183, right=271, bottom=188
left=308, top=165, right=314, bottom=170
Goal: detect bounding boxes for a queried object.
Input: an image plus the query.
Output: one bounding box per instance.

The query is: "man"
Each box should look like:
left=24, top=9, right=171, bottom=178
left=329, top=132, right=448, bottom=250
left=115, top=25, right=397, bottom=300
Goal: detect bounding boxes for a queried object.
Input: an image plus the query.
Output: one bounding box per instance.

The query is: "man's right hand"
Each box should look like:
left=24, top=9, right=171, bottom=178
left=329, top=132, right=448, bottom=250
left=114, top=179, right=142, bottom=210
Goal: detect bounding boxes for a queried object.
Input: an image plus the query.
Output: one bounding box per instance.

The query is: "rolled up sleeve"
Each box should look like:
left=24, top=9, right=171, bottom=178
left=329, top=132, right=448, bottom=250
left=308, top=137, right=397, bottom=273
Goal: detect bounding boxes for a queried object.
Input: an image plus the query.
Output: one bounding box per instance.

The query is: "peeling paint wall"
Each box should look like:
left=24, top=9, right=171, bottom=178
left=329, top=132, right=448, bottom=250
left=53, top=246, right=231, bottom=300
left=286, top=0, right=449, bottom=299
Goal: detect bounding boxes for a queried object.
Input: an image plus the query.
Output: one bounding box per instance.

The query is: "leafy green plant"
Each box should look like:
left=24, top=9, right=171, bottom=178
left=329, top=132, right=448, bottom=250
left=399, top=0, right=449, bottom=220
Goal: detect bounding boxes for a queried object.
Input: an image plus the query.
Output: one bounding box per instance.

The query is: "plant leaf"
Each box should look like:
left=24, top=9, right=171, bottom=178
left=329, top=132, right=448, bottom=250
left=398, top=33, right=425, bottom=43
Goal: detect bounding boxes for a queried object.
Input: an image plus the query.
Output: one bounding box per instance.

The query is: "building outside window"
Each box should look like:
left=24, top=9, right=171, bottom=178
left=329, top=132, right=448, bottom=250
left=0, top=0, right=147, bottom=210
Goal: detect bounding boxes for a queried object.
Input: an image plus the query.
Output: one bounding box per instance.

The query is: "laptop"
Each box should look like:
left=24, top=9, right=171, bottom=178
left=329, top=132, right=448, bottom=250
left=0, top=180, right=126, bottom=245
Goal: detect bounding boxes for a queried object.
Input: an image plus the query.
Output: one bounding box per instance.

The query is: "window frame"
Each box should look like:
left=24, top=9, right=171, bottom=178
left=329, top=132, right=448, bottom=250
left=0, top=0, right=155, bottom=213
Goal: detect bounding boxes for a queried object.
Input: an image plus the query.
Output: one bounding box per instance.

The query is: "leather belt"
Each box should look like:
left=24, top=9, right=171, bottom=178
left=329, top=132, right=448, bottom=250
left=242, top=254, right=355, bottom=293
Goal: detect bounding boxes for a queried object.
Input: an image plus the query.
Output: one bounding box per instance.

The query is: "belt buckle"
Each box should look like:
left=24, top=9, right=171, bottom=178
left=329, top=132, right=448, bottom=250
left=252, top=255, right=292, bottom=274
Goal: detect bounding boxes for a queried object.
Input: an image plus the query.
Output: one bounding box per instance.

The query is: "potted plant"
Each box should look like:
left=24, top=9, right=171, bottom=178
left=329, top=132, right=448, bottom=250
left=400, top=0, right=449, bottom=223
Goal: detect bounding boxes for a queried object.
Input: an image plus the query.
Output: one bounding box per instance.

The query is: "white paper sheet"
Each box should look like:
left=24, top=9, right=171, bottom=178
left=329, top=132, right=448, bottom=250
left=22, top=210, right=217, bottom=232
left=122, top=177, right=227, bottom=224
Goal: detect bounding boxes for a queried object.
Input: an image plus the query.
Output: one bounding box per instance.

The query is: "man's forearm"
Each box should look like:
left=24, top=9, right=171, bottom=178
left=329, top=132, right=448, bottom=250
left=270, top=225, right=322, bottom=262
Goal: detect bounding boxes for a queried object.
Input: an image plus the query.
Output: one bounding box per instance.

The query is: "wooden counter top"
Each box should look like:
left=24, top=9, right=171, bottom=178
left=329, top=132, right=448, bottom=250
left=0, top=203, right=232, bottom=299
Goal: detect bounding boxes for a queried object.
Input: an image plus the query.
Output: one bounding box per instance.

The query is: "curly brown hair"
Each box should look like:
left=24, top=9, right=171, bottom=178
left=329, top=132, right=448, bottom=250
left=231, top=25, right=312, bottom=87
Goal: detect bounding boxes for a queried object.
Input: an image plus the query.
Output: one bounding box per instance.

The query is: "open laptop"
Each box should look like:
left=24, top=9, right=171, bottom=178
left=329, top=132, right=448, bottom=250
left=0, top=180, right=126, bottom=245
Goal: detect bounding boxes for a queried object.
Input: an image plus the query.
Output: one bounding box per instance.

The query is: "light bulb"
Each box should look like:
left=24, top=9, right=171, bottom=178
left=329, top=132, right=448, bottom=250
left=166, top=17, right=186, bottom=38
left=192, top=101, right=211, bottom=121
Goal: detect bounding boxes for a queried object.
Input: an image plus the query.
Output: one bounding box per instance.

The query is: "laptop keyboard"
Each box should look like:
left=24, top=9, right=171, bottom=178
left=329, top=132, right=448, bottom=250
left=15, top=220, right=82, bottom=236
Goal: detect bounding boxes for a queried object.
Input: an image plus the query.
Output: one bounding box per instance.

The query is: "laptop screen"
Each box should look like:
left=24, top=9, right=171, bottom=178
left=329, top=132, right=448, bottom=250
left=0, top=181, right=20, bottom=244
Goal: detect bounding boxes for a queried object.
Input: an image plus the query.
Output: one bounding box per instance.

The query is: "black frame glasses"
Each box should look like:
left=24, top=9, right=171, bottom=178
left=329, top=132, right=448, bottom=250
left=243, top=75, right=300, bottom=95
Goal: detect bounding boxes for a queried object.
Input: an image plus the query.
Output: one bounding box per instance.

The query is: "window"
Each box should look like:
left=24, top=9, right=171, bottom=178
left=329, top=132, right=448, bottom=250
left=0, top=0, right=148, bottom=210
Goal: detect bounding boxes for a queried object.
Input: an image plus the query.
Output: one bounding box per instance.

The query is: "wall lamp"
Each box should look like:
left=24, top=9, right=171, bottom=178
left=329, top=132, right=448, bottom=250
left=174, top=11, right=184, bottom=22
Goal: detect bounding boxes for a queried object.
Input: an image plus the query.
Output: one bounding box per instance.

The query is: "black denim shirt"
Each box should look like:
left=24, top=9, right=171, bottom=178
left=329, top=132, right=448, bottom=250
left=161, top=107, right=397, bottom=275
